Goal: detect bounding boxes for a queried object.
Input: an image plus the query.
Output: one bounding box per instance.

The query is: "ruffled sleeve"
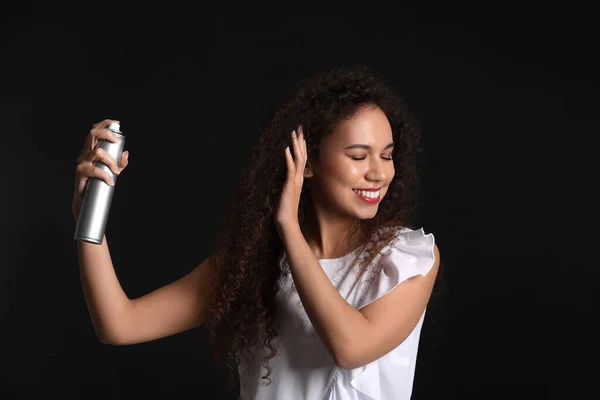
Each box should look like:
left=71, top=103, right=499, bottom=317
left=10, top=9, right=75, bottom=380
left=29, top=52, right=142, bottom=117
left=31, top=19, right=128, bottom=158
left=348, top=227, right=436, bottom=399
left=358, top=226, right=436, bottom=310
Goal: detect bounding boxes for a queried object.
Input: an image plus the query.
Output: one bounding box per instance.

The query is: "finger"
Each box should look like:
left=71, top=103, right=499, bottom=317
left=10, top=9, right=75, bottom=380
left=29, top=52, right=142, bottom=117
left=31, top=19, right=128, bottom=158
left=80, top=126, right=120, bottom=157
left=79, top=148, right=120, bottom=175
left=75, top=163, right=114, bottom=189
left=292, top=130, right=306, bottom=176
left=284, top=147, right=295, bottom=180
left=90, top=127, right=121, bottom=143
left=119, top=150, right=129, bottom=169
left=297, top=126, right=307, bottom=159
left=86, top=119, right=119, bottom=152
left=75, top=176, right=88, bottom=195
left=291, top=130, right=302, bottom=165
left=78, top=148, right=121, bottom=175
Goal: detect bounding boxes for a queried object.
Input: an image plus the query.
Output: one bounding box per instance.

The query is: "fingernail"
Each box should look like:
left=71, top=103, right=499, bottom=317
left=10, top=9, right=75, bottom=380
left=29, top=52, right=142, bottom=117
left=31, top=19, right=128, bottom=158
left=109, top=179, right=115, bottom=186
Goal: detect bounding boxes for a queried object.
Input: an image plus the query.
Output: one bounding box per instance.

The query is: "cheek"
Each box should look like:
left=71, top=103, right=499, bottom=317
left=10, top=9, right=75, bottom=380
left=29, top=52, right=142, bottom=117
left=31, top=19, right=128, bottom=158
left=335, top=164, right=363, bottom=186
left=319, top=158, right=361, bottom=184
left=344, top=164, right=363, bottom=180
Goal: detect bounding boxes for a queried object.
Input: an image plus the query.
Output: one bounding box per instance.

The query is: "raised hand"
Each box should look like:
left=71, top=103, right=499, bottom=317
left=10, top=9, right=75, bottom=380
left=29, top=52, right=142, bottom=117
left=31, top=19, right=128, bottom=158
left=275, top=126, right=307, bottom=229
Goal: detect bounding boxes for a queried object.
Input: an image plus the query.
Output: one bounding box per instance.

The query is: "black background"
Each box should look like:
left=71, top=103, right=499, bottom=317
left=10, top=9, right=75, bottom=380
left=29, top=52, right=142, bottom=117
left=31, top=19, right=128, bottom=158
left=1, top=4, right=596, bottom=399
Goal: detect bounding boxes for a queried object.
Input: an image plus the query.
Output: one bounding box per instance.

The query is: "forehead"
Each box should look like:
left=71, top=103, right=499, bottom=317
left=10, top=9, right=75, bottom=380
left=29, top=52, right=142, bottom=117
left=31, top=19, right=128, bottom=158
left=325, top=105, right=393, bottom=147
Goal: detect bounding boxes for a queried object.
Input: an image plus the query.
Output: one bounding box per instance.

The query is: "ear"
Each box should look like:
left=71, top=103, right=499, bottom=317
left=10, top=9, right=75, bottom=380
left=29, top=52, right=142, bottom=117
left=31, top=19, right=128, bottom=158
left=303, top=162, right=314, bottom=178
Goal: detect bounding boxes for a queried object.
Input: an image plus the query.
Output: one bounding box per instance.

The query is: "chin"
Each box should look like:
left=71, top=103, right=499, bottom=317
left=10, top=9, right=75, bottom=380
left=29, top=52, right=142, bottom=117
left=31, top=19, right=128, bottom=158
left=343, top=198, right=382, bottom=220
left=360, top=211, right=379, bottom=220
left=351, top=207, right=379, bottom=220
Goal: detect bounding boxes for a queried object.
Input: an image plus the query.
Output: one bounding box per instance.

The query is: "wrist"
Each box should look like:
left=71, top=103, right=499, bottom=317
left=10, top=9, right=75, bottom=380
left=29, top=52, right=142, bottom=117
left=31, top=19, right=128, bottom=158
left=275, top=218, right=301, bottom=236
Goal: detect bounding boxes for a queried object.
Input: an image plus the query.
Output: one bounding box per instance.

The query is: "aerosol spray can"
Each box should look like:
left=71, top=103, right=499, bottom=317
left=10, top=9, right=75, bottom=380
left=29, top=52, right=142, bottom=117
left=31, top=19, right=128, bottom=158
left=74, top=122, right=126, bottom=244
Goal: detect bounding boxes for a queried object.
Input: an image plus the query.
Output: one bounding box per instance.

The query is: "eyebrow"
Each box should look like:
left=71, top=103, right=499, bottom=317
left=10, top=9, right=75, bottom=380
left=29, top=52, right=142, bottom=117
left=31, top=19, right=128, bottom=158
left=344, top=143, right=395, bottom=150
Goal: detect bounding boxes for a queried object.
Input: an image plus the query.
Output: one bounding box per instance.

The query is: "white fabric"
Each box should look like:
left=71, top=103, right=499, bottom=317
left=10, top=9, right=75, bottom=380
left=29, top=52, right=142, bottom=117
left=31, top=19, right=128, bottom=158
left=238, top=226, right=436, bottom=400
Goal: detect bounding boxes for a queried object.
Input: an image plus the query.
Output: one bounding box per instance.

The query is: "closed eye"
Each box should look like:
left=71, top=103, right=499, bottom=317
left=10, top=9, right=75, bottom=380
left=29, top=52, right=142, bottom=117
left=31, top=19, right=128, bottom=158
left=351, top=156, right=393, bottom=161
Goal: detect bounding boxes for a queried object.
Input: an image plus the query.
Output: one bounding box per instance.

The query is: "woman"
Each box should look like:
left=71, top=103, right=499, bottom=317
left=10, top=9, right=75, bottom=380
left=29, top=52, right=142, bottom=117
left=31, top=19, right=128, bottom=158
left=73, top=65, right=441, bottom=400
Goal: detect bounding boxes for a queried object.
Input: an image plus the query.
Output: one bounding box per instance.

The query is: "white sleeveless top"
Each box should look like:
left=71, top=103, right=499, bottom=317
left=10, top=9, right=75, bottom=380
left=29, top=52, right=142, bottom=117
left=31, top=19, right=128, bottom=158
left=238, top=226, right=436, bottom=400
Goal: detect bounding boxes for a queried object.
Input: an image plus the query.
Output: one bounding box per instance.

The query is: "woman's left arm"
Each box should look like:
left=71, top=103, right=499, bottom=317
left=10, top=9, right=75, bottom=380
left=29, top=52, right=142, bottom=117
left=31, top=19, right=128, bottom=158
left=280, top=224, right=440, bottom=369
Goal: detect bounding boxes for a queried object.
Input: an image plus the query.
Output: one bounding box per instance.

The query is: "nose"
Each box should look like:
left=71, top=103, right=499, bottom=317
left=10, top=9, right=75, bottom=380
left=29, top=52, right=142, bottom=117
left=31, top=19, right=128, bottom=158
left=365, top=157, right=391, bottom=182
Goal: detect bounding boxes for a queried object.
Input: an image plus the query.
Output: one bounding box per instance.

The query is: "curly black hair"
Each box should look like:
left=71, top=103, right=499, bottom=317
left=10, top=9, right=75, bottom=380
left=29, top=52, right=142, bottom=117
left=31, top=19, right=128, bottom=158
left=204, top=65, right=426, bottom=390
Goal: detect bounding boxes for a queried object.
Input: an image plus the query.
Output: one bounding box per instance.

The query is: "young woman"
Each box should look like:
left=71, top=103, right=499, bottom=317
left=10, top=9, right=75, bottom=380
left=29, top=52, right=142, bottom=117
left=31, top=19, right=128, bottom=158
left=73, top=65, right=441, bottom=400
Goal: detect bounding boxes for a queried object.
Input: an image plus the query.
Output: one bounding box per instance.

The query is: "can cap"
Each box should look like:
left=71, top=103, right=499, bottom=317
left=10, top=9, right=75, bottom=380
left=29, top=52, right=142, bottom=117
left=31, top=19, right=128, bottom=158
left=108, top=122, right=120, bottom=132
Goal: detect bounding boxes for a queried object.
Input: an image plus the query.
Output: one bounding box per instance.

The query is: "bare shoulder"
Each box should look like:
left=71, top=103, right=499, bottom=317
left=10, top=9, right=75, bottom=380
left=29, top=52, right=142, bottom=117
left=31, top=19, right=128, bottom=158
left=433, top=242, right=441, bottom=267
left=427, top=242, right=441, bottom=279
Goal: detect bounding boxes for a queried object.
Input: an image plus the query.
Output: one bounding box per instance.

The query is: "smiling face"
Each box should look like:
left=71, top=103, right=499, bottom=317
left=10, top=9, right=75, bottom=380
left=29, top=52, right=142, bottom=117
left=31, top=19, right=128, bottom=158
left=306, top=104, right=396, bottom=221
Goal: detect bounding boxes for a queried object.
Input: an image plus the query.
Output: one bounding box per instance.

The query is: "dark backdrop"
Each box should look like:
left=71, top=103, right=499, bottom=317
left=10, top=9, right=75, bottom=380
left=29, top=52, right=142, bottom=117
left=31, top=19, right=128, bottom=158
left=1, top=5, right=596, bottom=400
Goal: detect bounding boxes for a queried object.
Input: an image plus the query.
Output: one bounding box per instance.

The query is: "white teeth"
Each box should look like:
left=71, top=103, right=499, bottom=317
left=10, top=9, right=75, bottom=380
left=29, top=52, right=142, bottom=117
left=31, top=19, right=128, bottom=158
left=353, top=189, right=380, bottom=198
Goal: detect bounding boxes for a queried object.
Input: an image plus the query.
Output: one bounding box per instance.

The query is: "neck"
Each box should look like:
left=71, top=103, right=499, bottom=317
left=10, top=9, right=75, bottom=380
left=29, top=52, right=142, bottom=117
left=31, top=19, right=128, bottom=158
left=301, top=203, right=364, bottom=260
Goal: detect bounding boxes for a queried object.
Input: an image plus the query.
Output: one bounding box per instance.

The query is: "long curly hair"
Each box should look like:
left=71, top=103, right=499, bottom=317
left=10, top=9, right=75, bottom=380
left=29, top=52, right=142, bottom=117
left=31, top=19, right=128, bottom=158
left=205, top=65, right=425, bottom=390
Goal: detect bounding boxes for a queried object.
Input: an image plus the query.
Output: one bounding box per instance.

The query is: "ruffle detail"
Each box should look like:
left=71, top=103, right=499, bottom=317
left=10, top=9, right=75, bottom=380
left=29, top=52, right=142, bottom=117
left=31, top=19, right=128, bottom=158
left=359, top=227, right=436, bottom=309
left=350, top=226, right=436, bottom=399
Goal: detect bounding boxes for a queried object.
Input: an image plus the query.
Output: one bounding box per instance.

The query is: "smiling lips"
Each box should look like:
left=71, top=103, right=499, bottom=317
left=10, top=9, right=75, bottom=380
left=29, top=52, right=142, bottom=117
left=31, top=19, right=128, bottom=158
left=352, top=188, right=382, bottom=203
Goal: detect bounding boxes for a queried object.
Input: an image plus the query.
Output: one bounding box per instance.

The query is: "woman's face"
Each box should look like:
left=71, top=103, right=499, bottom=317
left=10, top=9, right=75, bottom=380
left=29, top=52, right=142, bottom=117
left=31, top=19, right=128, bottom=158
left=308, top=105, right=395, bottom=221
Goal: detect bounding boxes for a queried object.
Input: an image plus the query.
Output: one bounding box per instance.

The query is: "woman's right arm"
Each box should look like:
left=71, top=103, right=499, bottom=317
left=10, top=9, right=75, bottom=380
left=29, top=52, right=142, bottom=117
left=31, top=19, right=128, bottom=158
left=74, top=119, right=212, bottom=345
left=78, top=237, right=212, bottom=345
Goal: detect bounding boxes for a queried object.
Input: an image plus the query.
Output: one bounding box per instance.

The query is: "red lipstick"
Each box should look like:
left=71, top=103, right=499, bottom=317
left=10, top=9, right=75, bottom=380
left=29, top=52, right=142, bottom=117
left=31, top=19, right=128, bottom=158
left=353, top=188, right=381, bottom=204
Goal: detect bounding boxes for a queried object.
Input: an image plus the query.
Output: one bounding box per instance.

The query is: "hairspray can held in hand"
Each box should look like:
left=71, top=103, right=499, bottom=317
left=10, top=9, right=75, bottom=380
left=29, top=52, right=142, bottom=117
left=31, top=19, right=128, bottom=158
left=74, top=122, right=126, bottom=244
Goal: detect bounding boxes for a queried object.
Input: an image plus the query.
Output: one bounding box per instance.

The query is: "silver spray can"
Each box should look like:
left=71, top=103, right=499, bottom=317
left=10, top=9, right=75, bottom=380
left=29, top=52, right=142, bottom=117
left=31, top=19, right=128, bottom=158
left=74, top=122, right=126, bottom=244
